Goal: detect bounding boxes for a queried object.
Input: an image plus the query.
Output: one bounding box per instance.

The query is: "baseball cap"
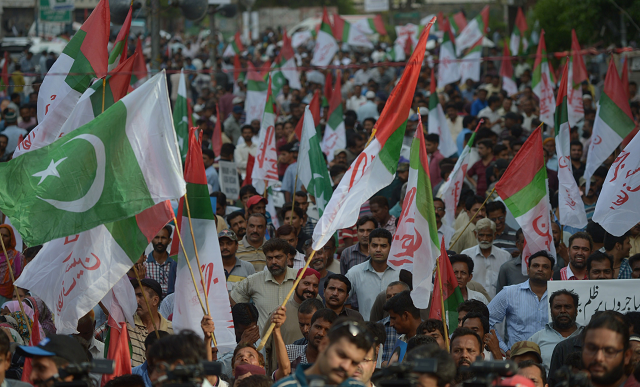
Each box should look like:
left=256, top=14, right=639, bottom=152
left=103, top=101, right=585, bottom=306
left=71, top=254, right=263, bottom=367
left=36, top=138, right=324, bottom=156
left=246, top=195, right=268, bottom=208
left=131, top=278, right=163, bottom=300
left=17, top=335, right=89, bottom=364
left=333, top=148, right=347, bottom=157
left=365, top=90, right=376, bottom=99
left=3, top=109, right=17, bottom=123
left=510, top=341, right=543, bottom=363
left=218, top=229, right=238, bottom=241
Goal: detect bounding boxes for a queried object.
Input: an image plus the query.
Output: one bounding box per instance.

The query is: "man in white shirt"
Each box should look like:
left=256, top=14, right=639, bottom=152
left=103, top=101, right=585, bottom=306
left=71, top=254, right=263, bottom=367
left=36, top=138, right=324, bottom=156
left=347, top=84, right=367, bottom=112
left=520, top=98, right=538, bottom=131
left=445, top=104, right=464, bottom=141
left=460, top=218, right=511, bottom=298
left=234, top=125, right=258, bottom=179
left=477, top=95, right=503, bottom=135
left=357, top=91, right=378, bottom=123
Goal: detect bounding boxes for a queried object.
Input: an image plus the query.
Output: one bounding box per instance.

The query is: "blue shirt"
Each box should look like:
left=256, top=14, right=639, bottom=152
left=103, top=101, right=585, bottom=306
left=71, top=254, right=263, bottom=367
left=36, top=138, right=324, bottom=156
left=132, top=362, right=152, bottom=387
left=274, top=364, right=365, bottom=387
left=378, top=316, right=399, bottom=362
left=456, top=129, right=473, bottom=156
left=470, top=99, right=488, bottom=116
left=488, top=280, right=549, bottom=353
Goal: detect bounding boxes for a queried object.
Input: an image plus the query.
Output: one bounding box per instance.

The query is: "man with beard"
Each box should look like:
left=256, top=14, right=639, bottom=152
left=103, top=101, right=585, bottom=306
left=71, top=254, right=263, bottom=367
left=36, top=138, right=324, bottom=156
left=581, top=313, right=632, bottom=387
left=461, top=218, right=511, bottom=298
left=237, top=213, right=268, bottom=271
left=587, top=252, right=614, bottom=279
left=324, top=274, right=363, bottom=320
left=434, top=198, right=455, bottom=248
left=489, top=250, right=554, bottom=355
left=145, top=226, right=177, bottom=297
left=551, top=222, right=569, bottom=268
left=603, top=232, right=633, bottom=279
left=227, top=211, right=247, bottom=239
left=555, top=232, right=593, bottom=280
left=528, top=290, right=583, bottom=367
left=450, top=327, right=484, bottom=383
left=570, top=141, right=586, bottom=184
left=231, top=238, right=298, bottom=331
left=580, top=176, right=599, bottom=220
left=306, top=240, right=335, bottom=299
left=220, top=229, right=256, bottom=292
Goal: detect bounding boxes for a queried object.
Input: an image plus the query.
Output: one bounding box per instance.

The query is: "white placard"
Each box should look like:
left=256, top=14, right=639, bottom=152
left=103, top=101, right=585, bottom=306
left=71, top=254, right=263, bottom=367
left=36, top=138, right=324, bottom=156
left=218, top=160, right=240, bottom=200
left=364, top=0, right=389, bottom=12
left=547, top=279, right=640, bottom=326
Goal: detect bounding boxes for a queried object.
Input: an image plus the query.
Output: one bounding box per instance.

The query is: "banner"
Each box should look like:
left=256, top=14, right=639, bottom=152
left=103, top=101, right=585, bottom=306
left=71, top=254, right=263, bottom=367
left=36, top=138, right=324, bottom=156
left=218, top=160, right=240, bottom=201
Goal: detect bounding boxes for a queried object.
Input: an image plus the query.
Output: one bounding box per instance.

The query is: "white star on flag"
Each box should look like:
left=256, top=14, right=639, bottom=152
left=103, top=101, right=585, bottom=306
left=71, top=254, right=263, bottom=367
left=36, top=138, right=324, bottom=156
left=32, top=158, right=68, bottom=185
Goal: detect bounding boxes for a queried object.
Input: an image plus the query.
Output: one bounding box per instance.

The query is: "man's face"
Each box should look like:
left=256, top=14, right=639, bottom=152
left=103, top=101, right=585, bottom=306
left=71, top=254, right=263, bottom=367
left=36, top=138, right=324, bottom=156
left=569, top=238, right=591, bottom=270
left=246, top=216, right=266, bottom=244
left=295, top=275, right=319, bottom=301
left=434, top=200, right=445, bottom=225
left=467, top=203, right=486, bottom=224
left=284, top=210, right=302, bottom=231
left=0, top=136, right=6, bottom=152
left=477, top=144, right=490, bottom=158
left=589, top=260, right=613, bottom=279
left=309, top=318, right=332, bottom=350
left=451, top=335, right=482, bottom=368
left=631, top=259, right=640, bottom=279
left=386, top=284, right=405, bottom=301
left=370, top=204, right=389, bottom=225
left=424, top=329, right=446, bottom=349
left=551, top=223, right=561, bottom=247
left=216, top=200, right=226, bottom=216
left=551, top=294, right=577, bottom=330
left=135, top=287, right=159, bottom=316
left=452, top=261, right=472, bottom=289
left=630, top=341, right=640, bottom=369
left=232, top=346, right=262, bottom=370
left=517, top=366, right=546, bottom=387
left=266, top=249, right=288, bottom=277
left=353, top=347, right=376, bottom=385
left=570, top=145, right=583, bottom=161
left=310, top=246, right=328, bottom=271
left=424, top=141, right=438, bottom=155
left=31, top=356, right=64, bottom=386
left=229, top=216, right=247, bottom=238
left=363, top=120, right=375, bottom=133
left=251, top=120, right=260, bottom=132
left=249, top=202, right=266, bottom=215
left=582, top=328, right=630, bottom=386
left=487, top=210, right=506, bottom=235
left=475, top=227, right=495, bottom=249
left=279, top=150, right=293, bottom=164
left=279, top=232, right=298, bottom=248
left=295, top=195, right=309, bottom=212
left=370, top=237, right=391, bottom=263
left=241, top=128, right=253, bottom=143
left=202, top=154, right=214, bottom=168
left=462, top=317, right=486, bottom=338
left=317, top=337, right=367, bottom=385
left=527, top=256, right=553, bottom=282
left=616, top=237, right=632, bottom=258
left=152, top=229, right=171, bottom=254
left=219, top=238, right=239, bottom=260
left=357, top=221, right=376, bottom=246
left=389, top=310, right=412, bottom=335
left=325, top=279, right=349, bottom=310
left=478, top=90, right=487, bottom=101
left=334, top=152, right=348, bottom=166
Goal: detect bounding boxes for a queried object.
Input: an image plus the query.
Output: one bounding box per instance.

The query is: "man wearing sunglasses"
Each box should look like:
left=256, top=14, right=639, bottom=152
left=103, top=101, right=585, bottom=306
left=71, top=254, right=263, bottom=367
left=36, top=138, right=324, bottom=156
left=274, top=320, right=373, bottom=387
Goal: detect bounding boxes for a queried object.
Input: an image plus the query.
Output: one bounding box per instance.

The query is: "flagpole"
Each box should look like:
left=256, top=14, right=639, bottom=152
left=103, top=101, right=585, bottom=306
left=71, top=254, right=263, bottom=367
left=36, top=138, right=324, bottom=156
left=436, top=257, right=450, bottom=350
left=183, top=195, right=211, bottom=316
left=449, top=187, right=496, bottom=251
left=173, top=216, right=217, bottom=346
left=256, top=249, right=318, bottom=351
left=102, top=78, right=106, bottom=113
left=290, top=174, right=298, bottom=226
left=0, top=237, right=32, bottom=340
left=132, top=265, right=160, bottom=339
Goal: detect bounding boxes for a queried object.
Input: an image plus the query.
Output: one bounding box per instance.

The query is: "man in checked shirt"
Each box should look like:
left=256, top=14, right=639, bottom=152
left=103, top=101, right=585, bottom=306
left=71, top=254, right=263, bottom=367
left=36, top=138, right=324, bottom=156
left=144, top=226, right=178, bottom=297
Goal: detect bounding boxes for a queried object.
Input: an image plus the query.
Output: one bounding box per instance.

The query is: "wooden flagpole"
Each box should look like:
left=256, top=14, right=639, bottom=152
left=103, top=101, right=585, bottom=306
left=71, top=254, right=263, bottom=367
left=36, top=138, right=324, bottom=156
left=448, top=187, right=496, bottom=250
left=132, top=265, right=160, bottom=339
left=0, top=234, right=31, bottom=340
left=436, top=257, right=450, bottom=350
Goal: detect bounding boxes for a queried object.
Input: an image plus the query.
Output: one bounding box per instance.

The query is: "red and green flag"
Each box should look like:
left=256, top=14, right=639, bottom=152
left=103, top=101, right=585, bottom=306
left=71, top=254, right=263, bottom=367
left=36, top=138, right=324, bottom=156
left=108, top=5, right=132, bottom=71
left=429, top=238, right=464, bottom=333
left=501, top=41, right=517, bottom=96
left=311, top=8, right=339, bottom=67
left=455, top=5, right=489, bottom=56
left=531, top=30, right=556, bottom=127
left=223, top=32, right=245, bottom=57
left=509, top=7, right=528, bottom=56
left=130, top=38, right=147, bottom=88
left=568, top=30, right=588, bottom=127
left=321, top=72, right=346, bottom=162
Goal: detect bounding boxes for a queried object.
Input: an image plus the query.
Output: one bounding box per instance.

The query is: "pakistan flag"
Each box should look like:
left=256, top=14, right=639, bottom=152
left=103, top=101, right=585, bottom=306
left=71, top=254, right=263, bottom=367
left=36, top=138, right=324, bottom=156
left=0, top=73, right=186, bottom=246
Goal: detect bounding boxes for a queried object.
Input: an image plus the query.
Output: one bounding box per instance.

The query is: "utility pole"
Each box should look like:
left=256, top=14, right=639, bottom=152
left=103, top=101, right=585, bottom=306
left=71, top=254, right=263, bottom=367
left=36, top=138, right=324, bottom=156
left=150, top=0, right=160, bottom=71
left=209, top=7, right=217, bottom=72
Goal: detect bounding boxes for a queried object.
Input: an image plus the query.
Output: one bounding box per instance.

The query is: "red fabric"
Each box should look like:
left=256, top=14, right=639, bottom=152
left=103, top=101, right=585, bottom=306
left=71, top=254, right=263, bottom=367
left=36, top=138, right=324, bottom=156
left=331, top=14, right=345, bottom=41
left=571, top=30, right=588, bottom=84
left=243, top=154, right=255, bottom=187
left=233, top=55, right=242, bottom=82
left=372, top=15, right=387, bottom=35
left=480, top=6, right=490, bottom=33
left=135, top=201, right=174, bottom=244
left=324, top=71, right=333, bottom=102
left=295, top=90, right=320, bottom=140
left=212, top=104, right=223, bottom=157
left=281, top=29, right=295, bottom=61
left=132, top=38, right=147, bottom=82
left=234, top=32, right=245, bottom=52
left=328, top=72, right=342, bottom=118
left=500, top=41, right=514, bottom=78
left=603, top=57, right=633, bottom=120
left=21, top=300, right=43, bottom=384
left=114, top=6, right=133, bottom=66
left=452, top=12, right=467, bottom=30
left=79, top=0, right=109, bottom=79
left=101, top=320, right=132, bottom=386
left=515, top=7, right=528, bottom=33
left=429, top=237, right=457, bottom=320
left=495, top=127, right=545, bottom=199
left=109, top=54, right=136, bottom=101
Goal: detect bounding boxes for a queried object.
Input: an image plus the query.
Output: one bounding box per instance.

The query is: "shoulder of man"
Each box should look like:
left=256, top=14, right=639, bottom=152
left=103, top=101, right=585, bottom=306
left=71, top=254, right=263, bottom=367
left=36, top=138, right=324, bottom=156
left=6, top=380, right=33, bottom=387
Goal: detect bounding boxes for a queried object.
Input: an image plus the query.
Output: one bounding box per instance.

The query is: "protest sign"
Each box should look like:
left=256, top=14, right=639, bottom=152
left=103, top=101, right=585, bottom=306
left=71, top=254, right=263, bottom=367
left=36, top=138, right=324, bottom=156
left=219, top=160, right=240, bottom=200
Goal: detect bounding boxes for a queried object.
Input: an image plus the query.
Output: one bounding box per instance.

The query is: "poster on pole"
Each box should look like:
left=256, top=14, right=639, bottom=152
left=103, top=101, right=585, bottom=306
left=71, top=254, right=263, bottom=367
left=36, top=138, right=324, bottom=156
left=547, top=279, right=640, bottom=326
left=218, top=160, right=240, bottom=201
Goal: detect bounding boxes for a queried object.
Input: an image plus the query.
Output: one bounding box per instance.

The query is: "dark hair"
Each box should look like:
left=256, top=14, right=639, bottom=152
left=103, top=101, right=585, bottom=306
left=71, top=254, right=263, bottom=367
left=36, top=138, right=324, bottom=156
left=563, top=351, right=583, bottom=369
left=626, top=311, right=640, bottom=335
left=220, top=143, right=235, bottom=157
left=417, top=319, right=445, bottom=338
left=227, top=211, right=245, bottom=225
left=369, top=196, right=390, bottom=209
left=492, top=143, right=507, bottom=155
left=327, top=321, right=372, bottom=352
left=457, top=300, right=490, bottom=320
left=369, top=228, right=393, bottom=245
left=425, top=133, right=440, bottom=144
left=311, top=308, right=338, bottom=326
left=239, top=185, right=258, bottom=198
left=232, top=343, right=265, bottom=369
left=569, top=231, right=593, bottom=251
left=280, top=203, right=304, bottom=220
left=299, top=298, right=324, bottom=315
left=232, top=303, right=259, bottom=326
left=603, top=232, right=629, bottom=252
left=202, top=148, right=215, bottom=159
left=433, top=197, right=445, bottom=206
left=276, top=224, right=296, bottom=238
left=404, top=343, right=456, bottom=387
left=485, top=201, right=506, bottom=215
left=236, top=375, right=273, bottom=387
left=241, top=124, right=254, bottom=133
left=569, top=140, right=583, bottom=150
left=143, top=330, right=171, bottom=350
left=515, top=228, right=524, bottom=243
left=465, top=195, right=485, bottom=211
left=210, top=191, right=227, bottom=207
left=449, top=254, right=474, bottom=275
left=365, top=321, right=386, bottom=349
left=148, top=330, right=206, bottom=367
left=247, top=212, right=267, bottom=224
left=450, top=327, right=483, bottom=353
left=461, top=311, right=490, bottom=336
left=383, top=290, right=420, bottom=319
left=586, top=251, right=613, bottom=273
left=295, top=191, right=308, bottom=199
left=517, top=360, right=547, bottom=386
left=406, top=335, right=438, bottom=354
left=0, top=134, right=7, bottom=141
left=477, top=139, right=494, bottom=150
left=528, top=250, right=555, bottom=268
left=363, top=118, right=377, bottom=126
left=161, top=224, right=173, bottom=238
left=23, top=245, right=43, bottom=260
left=323, top=273, right=352, bottom=293
left=357, top=215, right=378, bottom=229
left=0, top=326, right=10, bottom=355
left=630, top=254, right=640, bottom=270
left=549, top=289, right=579, bottom=310
left=262, top=238, right=291, bottom=255
left=487, top=95, right=501, bottom=105
left=104, top=375, right=145, bottom=387
left=586, top=221, right=606, bottom=244
left=583, top=312, right=630, bottom=350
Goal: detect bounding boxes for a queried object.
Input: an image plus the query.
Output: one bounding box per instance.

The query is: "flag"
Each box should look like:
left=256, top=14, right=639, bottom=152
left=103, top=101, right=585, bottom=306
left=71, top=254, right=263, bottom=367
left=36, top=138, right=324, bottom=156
left=388, top=115, right=440, bottom=309
left=332, top=14, right=373, bottom=49
left=0, top=52, right=9, bottom=92
left=555, top=64, right=588, bottom=229
left=437, top=26, right=460, bottom=89
left=321, top=73, right=346, bottom=162
left=387, top=42, right=406, bottom=62
left=173, top=69, right=189, bottom=160
left=451, top=12, right=468, bottom=33
left=495, top=127, right=556, bottom=274
left=501, top=41, right=518, bottom=96
left=531, top=30, right=556, bottom=127
left=568, top=30, right=588, bottom=127
left=244, top=63, right=269, bottom=123
left=312, top=8, right=339, bottom=67
left=223, top=32, right=245, bottom=57
left=324, top=71, right=333, bottom=103
left=455, top=6, right=489, bottom=56
left=428, top=72, right=457, bottom=157
left=15, top=54, right=135, bottom=156
left=271, top=29, right=301, bottom=94
left=298, top=107, right=333, bottom=216
left=584, top=58, right=636, bottom=192
left=212, top=104, right=223, bottom=157
left=429, top=239, right=464, bottom=333
left=172, top=128, right=236, bottom=353
left=37, top=0, right=109, bottom=123
left=251, top=77, right=279, bottom=194
left=108, top=6, right=132, bottom=71
left=312, top=18, right=435, bottom=250
left=130, top=38, right=148, bottom=88
left=439, top=124, right=479, bottom=228
left=622, top=58, right=630, bottom=99
left=295, top=90, right=320, bottom=141
left=459, top=38, right=482, bottom=84
left=509, top=7, right=528, bottom=56
left=0, top=72, right=185, bottom=247
left=394, top=24, right=420, bottom=54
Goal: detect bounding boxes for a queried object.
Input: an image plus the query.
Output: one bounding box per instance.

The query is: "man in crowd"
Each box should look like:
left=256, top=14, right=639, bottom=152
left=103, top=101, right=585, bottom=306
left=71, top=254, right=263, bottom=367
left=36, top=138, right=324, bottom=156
left=485, top=201, right=516, bottom=254
left=556, top=232, right=593, bottom=280
left=145, top=226, right=177, bottom=297
left=384, top=290, right=422, bottom=343
left=323, top=274, right=363, bottom=320
left=308, top=240, right=335, bottom=299
left=603, top=232, right=633, bottom=279
left=450, top=327, right=484, bottom=383
left=467, top=138, right=495, bottom=195
left=516, top=360, right=548, bottom=387
left=237, top=213, right=268, bottom=270
left=17, top=335, right=89, bottom=386
left=280, top=268, right=320, bottom=344
left=341, top=216, right=378, bottom=276
left=227, top=211, right=247, bottom=240
left=281, top=205, right=310, bottom=253
left=202, top=148, right=220, bottom=192
left=434, top=198, right=455, bottom=248
left=496, top=228, right=528, bottom=294
left=587, top=252, right=615, bottom=279
left=276, top=225, right=306, bottom=270
left=352, top=322, right=386, bottom=387
left=220, top=229, right=256, bottom=292
left=582, top=313, right=632, bottom=387
left=461, top=312, right=503, bottom=360
left=377, top=281, right=410, bottom=361
left=451, top=254, right=489, bottom=304
left=417, top=319, right=447, bottom=349
left=451, top=195, right=487, bottom=253
left=369, top=196, right=397, bottom=235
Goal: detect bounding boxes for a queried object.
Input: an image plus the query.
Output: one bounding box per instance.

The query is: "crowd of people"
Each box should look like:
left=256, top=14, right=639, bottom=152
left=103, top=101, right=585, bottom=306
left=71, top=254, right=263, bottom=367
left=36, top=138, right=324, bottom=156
left=0, top=13, right=639, bottom=387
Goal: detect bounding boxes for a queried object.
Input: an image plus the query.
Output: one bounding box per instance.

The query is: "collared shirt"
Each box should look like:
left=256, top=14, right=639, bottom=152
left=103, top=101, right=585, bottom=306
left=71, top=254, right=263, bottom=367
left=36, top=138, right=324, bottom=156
left=274, top=364, right=365, bottom=387
left=559, top=264, right=588, bottom=280
left=378, top=316, right=399, bottom=362
left=489, top=280, right=548, bottom=353
left=132, top=361, right=153, bottom=387
left=230, top=267, right=297, bottom=330
left=340, top=243, right=369, bottom=275
left=237, top=236, right=267, bottom=271
left=282, top=162, right=303, bottom=195
left=128, top=313, right=174, bottom=367
left=285, top=344, right=309, bottom=370
left=234, top=141, right=257, bottom=178
left=346, top=260, right=400, bottom=321
left=225, top=257, right=256, bottom=291
left=618, top=258, right=633, bottom=279
left=331, top=306, right=364, bottom=321
left=528, top=322, right=584, bottom=367
left=144, top=253, right=178, bottom=296
left=461, top=244, right=511, bottom=299
left=381, top=216, right=397, bottom=235
left=493, top=225, right=517, bottom=252
left=205, top=165, right=220, bottom=192
left=292, top=251, right=306, bottom=271
left=496, top=256, right=529, bottom=295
